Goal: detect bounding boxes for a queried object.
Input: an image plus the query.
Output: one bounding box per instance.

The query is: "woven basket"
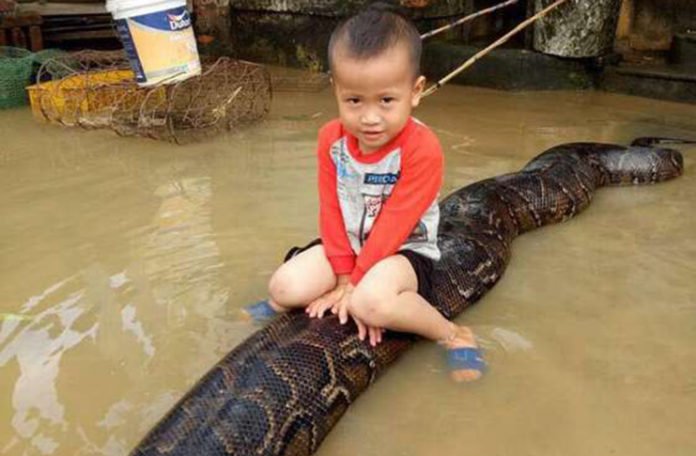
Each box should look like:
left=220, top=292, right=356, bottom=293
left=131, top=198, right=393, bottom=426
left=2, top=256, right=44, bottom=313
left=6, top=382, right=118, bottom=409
left=0, top=46, right=33, bottom=109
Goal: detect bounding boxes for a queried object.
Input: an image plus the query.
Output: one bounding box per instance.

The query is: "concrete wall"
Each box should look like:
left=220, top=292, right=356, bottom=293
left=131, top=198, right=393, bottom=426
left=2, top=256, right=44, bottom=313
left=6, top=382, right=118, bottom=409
left=617, top=0, right=696, bottom=51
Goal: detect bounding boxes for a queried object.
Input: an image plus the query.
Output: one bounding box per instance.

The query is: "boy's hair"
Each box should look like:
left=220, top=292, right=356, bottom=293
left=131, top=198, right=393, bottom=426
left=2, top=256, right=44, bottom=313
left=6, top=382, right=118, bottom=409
left=328, top=2, right=422, bottom=78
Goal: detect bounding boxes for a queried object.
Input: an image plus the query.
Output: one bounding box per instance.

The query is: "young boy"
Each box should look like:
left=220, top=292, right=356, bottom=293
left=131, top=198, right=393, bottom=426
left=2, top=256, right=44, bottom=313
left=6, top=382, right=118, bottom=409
left=245, top=4, right=484, bottom=382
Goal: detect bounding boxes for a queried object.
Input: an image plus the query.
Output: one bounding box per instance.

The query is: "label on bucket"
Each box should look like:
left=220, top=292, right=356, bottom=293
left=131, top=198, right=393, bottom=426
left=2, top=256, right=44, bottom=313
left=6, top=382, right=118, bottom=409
left=114, top=6, right=201, bottom=86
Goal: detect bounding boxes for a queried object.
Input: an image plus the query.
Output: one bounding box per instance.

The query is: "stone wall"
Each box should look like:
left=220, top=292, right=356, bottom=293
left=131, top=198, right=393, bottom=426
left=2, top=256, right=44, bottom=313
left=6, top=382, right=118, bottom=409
left=194, top=0, right=475, bottom=68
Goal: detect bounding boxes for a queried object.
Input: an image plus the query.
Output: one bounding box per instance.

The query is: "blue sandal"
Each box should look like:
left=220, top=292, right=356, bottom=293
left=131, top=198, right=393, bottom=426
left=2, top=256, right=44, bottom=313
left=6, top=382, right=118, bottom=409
left=447, top=346, right=486, bottom=382
left=241, top=299, right=278, bottom=323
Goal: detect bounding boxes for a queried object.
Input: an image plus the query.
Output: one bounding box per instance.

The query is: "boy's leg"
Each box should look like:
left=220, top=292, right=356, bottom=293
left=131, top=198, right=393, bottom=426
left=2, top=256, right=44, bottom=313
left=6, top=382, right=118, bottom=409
left=350, top=255, right=483, bottom=381
left=267, top=244, right=337, bottom=311
left=350, top=255, right=451, bottom=339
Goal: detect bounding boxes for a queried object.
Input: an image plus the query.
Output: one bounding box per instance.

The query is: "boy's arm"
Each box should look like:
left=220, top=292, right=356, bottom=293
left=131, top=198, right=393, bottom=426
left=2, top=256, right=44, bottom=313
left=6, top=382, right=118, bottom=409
left=318, top=131, right=356, bottom=275
left=350, top=144, right=443, bottom=285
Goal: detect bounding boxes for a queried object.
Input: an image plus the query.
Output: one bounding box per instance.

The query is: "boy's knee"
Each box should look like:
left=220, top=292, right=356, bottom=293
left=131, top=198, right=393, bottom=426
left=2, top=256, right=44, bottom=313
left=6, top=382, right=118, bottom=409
left=268, top=269, right=300, bottom=306
left=350, top=286, right=394, bottom=327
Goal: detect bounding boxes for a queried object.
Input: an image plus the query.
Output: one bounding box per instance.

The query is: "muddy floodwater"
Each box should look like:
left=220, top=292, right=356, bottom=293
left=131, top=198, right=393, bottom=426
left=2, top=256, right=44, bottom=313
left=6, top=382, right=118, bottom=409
left=1, top=76, right=695, bottom=456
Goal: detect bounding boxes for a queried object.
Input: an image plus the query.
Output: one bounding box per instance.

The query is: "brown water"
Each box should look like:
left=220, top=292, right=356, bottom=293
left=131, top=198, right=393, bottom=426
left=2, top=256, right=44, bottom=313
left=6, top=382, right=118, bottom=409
left=1, top=79, right=695, bottom=456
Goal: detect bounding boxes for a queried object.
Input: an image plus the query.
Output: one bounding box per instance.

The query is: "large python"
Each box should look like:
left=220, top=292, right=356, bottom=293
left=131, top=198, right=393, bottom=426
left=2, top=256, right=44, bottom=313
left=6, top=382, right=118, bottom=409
left=131, top=138, right=687, bottom=456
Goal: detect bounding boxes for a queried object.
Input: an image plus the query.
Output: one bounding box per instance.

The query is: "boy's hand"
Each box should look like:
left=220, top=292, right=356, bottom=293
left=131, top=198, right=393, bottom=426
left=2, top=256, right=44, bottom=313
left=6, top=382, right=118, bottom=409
left=351, top=315, right=384, bottom=347
left=333, top=287, right=384, bottom=346
left=309, top=279, right=384, bottom=346
left=334, top=282, right=354, bottom=324
left=306, top=275, right=350, bottom=318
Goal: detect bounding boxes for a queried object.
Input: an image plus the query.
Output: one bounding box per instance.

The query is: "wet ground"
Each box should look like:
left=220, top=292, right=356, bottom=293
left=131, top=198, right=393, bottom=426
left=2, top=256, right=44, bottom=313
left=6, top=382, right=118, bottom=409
left=1, top=79, right=695, bottom=455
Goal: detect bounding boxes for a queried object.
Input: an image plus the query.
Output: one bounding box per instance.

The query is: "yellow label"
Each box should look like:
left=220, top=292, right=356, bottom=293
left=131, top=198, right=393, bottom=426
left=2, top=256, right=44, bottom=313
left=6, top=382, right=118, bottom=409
left=126, top=15, right=201, bottom=85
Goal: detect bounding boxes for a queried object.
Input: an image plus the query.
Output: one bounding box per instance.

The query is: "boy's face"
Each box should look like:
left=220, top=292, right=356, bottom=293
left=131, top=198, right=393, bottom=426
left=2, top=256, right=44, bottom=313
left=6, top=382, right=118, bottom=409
left=331, top=43, right=425, bottom=153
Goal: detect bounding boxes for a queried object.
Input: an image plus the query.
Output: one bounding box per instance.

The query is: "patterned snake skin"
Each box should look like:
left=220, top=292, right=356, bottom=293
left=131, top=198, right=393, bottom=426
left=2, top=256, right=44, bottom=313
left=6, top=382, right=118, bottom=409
left=131, top=138, right=686, bottom=456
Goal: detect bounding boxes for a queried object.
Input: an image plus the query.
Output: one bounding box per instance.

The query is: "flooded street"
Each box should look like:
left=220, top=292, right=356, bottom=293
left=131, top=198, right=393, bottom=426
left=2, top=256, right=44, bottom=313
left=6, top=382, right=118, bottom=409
left=1, top=80, right=695, bottom=455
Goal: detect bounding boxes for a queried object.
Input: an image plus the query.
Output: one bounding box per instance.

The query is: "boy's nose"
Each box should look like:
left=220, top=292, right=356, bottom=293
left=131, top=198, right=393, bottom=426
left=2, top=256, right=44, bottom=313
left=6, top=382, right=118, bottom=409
left=360, top=111, right=381, bottom=125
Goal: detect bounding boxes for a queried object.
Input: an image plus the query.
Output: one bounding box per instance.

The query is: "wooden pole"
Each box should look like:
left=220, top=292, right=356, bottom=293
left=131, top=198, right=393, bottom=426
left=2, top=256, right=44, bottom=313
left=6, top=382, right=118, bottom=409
left=420, top=0, right=519, bottom=40
left=423, top=0, right=571, bottom=97
left=10, top=26, right=25, bottom=48
left=524, top=0, right=536, bottom=48
left=29, top=24, right=42, bottom=51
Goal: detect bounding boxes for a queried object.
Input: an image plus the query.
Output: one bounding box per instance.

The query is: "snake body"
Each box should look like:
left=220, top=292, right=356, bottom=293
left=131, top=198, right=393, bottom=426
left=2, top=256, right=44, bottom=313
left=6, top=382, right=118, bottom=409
left=131, top=139, right=684, bottom=456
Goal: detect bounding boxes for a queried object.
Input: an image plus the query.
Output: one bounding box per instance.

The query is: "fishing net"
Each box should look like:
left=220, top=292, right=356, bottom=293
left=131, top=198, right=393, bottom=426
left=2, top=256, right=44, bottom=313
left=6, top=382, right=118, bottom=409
left=0, top=46, right=33, bottom=109
left=28, top=50, right=272, bottom=143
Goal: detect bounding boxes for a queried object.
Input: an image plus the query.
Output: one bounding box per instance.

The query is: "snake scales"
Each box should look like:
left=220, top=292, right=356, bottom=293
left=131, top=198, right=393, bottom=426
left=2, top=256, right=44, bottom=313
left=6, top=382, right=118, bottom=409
left=131, top=138, right=685, bottom=456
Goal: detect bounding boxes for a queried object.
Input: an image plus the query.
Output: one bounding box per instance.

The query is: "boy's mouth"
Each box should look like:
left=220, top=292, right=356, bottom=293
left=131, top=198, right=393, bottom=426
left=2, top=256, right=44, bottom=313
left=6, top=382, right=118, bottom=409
left=362, top=131, right=384, bottom=140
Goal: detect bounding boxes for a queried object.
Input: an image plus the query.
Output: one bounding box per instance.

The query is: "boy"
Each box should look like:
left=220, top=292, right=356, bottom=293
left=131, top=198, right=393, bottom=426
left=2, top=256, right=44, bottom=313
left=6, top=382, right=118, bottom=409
left=245, top=3, right=484, bottom=382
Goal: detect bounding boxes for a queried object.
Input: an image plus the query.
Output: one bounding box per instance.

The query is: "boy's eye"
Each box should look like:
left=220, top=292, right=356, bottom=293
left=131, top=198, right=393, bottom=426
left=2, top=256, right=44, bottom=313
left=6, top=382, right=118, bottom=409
left=346, top=97, right=360, bottom=105
left=381, top=97, right=395, bottom=104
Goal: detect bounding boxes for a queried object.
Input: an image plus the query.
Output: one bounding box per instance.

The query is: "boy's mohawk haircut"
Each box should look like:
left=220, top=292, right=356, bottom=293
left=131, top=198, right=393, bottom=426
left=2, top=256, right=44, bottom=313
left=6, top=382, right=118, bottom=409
left=328, top=2, right=422, bottom=77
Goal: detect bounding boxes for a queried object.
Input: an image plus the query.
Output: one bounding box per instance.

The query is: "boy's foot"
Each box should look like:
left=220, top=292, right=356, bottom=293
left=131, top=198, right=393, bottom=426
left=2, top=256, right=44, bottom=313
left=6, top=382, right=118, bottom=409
left=240, top=299, right=279, bottom=323
left=440, top=325, right=485, bottom=382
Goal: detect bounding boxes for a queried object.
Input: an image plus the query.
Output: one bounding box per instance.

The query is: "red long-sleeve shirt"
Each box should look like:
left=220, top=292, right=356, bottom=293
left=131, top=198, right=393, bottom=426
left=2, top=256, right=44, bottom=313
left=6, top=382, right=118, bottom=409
left=318, top=117, right=443, bottom=285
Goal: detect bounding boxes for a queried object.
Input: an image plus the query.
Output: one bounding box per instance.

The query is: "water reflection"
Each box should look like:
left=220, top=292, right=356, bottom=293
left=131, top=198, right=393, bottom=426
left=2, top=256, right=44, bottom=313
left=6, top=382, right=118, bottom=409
left=1, top=275, right=101, bottom=454
left=0, top=155, right=241, bottom=454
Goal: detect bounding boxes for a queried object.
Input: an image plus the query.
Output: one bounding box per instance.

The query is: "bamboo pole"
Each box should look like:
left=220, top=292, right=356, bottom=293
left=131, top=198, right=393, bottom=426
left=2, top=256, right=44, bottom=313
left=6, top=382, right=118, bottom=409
left=419, top=0, right=519, bottom=40
left=422, top=0, right=572, bottom=97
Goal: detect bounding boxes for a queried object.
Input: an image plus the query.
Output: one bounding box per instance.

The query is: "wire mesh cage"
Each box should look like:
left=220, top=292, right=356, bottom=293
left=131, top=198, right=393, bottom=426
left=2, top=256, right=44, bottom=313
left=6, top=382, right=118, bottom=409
left=111, top=58, right=272, bottom=144
left=27, top=50, right=272, bottom=143
left=28, top=50, right=133, bottom=127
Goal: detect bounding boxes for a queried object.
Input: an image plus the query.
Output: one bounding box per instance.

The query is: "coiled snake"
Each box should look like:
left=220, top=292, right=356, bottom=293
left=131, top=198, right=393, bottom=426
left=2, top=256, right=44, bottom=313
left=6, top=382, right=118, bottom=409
left=131, top=138, right=686, bottom=455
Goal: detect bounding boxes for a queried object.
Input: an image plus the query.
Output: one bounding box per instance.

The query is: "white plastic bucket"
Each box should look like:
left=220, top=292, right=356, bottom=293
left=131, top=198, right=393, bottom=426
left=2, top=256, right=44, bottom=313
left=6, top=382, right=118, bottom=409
left=107, top=0, right=201, bottom=87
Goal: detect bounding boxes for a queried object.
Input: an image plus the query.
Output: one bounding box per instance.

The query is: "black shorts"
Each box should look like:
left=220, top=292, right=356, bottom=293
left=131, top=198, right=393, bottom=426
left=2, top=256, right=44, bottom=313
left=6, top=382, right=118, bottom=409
left=284, top=239, right=435, bottom=304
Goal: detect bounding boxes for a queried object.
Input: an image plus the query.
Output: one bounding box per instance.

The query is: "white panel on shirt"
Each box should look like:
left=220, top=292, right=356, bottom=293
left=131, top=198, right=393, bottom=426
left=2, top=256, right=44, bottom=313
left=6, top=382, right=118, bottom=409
left=330, top=137, right=441, bottom=261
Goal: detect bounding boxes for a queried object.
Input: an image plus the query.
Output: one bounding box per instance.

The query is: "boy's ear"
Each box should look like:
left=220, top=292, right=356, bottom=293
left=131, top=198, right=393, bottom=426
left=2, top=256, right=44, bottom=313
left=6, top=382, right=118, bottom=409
left=411, top=75, right=426, bottom=108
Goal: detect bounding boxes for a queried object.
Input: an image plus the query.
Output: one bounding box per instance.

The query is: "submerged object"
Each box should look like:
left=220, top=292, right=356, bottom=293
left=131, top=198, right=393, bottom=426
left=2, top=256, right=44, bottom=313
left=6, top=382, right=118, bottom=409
left=131, top=139, right=685, bottom=455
